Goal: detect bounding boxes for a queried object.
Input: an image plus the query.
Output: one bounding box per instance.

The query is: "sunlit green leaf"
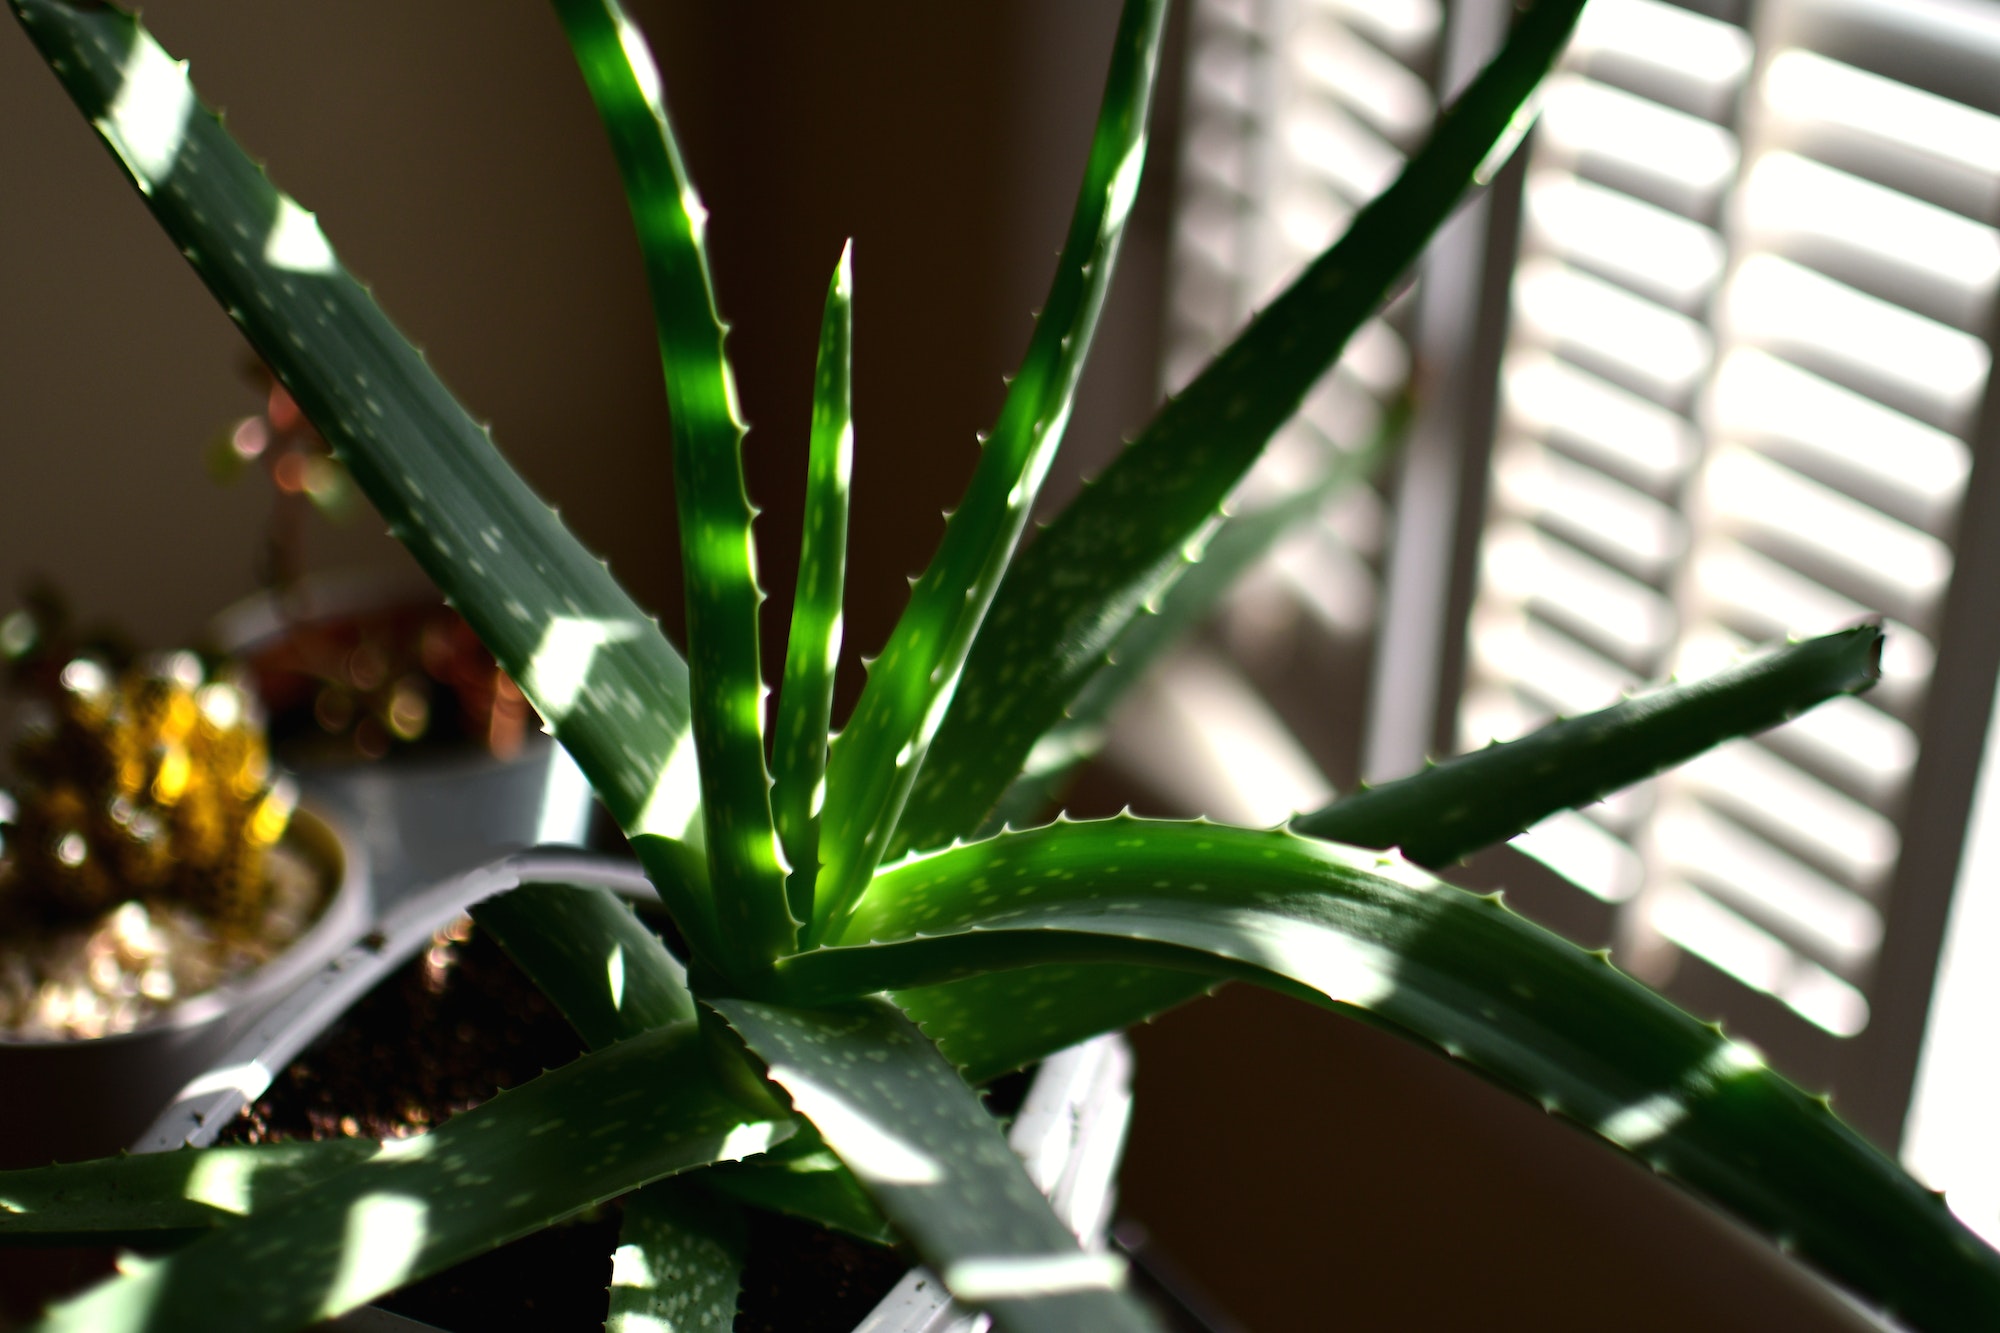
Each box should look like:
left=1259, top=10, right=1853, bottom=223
left=551, top=0, right=793, bottom=979
left=773, top=244, right=857, bottom=928
left=811, top=0, right=1171, bottom=946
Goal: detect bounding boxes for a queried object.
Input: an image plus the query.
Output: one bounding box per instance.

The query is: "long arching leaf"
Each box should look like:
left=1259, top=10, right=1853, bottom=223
left=1294, top=624, right=1884, bottom=864
left=898, top=627, right=1882, bottom=1081
left=776, top=819, right=1999, bottom=1333
left=7, top=0, right=721, bottom=962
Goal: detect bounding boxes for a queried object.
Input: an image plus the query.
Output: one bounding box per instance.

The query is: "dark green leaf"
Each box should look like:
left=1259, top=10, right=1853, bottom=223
left=701, top=1126, right=896, bottom=1247
left=712, top=997, right=1162, bottom=1333
left=901, top=626, right=1883, bottom=1080
left=607, top=1180, right=747, bottom=1333
left=7, top=0, right=721, bottom=962
left=985, top=401, right=1406, bottom=832
left=1295, top=625, right=1884, bottom=866
left=0, top=1140, right=374, bottom=1248
left=472, top=881, right=696, bottom=1047
left=27, top=1024, right=790, bottom=1332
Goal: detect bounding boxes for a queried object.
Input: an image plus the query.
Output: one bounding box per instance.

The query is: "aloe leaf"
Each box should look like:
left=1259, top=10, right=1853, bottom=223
left=0, top=1140, right=375, bottom=1248
left=1294, top=625, right=1883, bottom=865
left=471, top=877, right=896, bottom=1249
left=776, top=819, right=2000, bottom=1333
left=773, top=244, right=857, bottom=927
left=471, top=881, right=696, bottom=1047
left=711, top=996, right=1162, bottom=1333
left=900, top=625, right=1884, bottom=1080
left=983, top=402, right=1407, bottom=834
left=6, top=0, right=721, bottom=962
left=551, top=0, right=792, bottom=977
left=810, top=0, right=1171, bottom=946
left=897, top=963, right=1212, bottom=1085
left=25, top=1023, right=791, bottom=1333
left=607, top=1179, right=747, bottom=1333
left=701, top=1127, right=896, bottom=1246
left=893, top=0, right=1588, bottom=860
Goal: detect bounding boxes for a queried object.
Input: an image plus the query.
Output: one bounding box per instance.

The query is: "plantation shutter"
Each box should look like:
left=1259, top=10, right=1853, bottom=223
left=1459, top=0, right=2000, bottom=1153
left=1153, top=0, right=2000, bottom=1175
left=1109, top=0, right=1449, bottom=821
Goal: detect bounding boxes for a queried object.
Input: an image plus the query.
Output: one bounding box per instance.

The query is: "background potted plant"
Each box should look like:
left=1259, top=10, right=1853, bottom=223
left=0, top=0, right=1994, bottom=1331
left=0, top=602, right=367, bottom=1170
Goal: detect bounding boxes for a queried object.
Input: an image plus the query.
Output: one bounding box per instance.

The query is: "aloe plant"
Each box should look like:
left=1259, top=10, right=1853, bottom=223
left=5, top=1, right=1996, bottom=1330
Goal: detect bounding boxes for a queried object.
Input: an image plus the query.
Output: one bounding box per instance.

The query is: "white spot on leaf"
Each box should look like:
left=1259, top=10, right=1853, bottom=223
left=1102, top=133, right=1148, bottom=237
left=774, top=1070, right=942, bottom=1185
left=635, top=728, right=702, bottom=841
left=94, top=34, right=193, bottom=194
left=944, top=1252, right=1127, bottom=1300
left=319, top=1193, right=428, bottom=1317
left=523, top=616, right=643, bottom=723
left=263, top=196, right=337, bottom=274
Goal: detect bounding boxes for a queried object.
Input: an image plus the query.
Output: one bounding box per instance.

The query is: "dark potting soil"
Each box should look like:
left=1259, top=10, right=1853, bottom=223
left=215, top=917, right=909, bottom=1331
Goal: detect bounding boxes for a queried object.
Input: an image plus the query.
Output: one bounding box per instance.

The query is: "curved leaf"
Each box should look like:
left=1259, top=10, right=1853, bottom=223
left=901, top=628, right=1881, bottom=1080
left=778, top=819, right=2000, bottom=1333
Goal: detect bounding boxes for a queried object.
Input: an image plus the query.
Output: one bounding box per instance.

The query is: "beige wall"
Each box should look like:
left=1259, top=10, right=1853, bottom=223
left=0, top=2, right=1158, bottom=675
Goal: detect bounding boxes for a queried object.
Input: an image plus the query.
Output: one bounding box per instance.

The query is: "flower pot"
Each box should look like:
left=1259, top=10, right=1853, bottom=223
left=135, top=850, right=1137, bottom=1333
left=0, top=805, right=369, bottom=1170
